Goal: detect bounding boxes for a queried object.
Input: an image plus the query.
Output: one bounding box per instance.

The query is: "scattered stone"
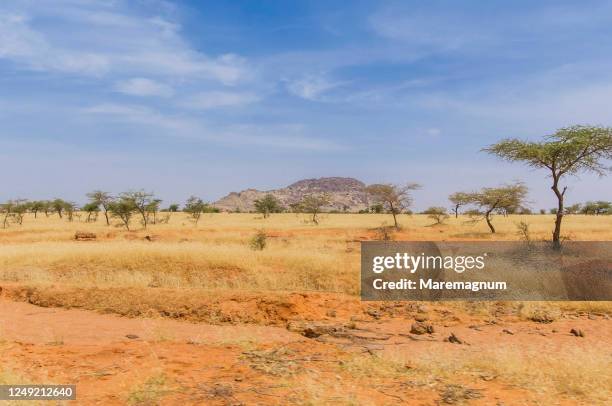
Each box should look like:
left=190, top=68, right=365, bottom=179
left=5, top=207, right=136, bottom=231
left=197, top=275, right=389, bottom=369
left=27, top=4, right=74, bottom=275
left=529, top=309, right=557, bottom=324
left=326, top=309, right=337, bottom=318
left=468, top=325, right=482, bottom=331
left=414, top=314, right=429, bottom=322
left=502, top=329, right=514, bottom=335
left=570, top=328, right=585, bottom=337
left=410, top=321, right=434, bottom=335
left=417, top=304, right=430, bottom=313
left=74, top=231, right=96, bottom=241
left=588, top=314, right=597, bottom=320
left=447, top=332, right=465, bottom=344
left=286, top=321, right=345, bottom=338
left=552, top=329, right=558, bottom=333
left=366, top=308, right=382, bottom=319
left=125, top=334, right=139, bottom=339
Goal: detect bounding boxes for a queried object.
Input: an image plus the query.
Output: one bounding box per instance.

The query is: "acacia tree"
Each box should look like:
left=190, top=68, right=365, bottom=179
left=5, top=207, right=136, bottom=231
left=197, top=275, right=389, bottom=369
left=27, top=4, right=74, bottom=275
left=82, top=202, right=100, bottom=222
left=298, top=193, right=331, bottom=225
left=120, top=191, right=155, bottom=229
left=51, top=198, right=66, bottom=218
left=466, top=183, right=528, bottom=233
left=254, top=194, right=282, bottom=218
left=485, top=125, right=612, bottom=247
left=29, top=201, right=45, bottom=219
left=108, top=198, right=136, bottom=230
left=146, top=199, right=162, bottom=224
left=423, top=206, right=449, bottom=225
left=64, top=201, right=78, bottom=222
left=448, top=192, right=471, bottom=218
left=183, top=196, right=207, bottom=226
left=365, top=183, right=420, bottom=228
left=86, top=191, right=113, bottom=226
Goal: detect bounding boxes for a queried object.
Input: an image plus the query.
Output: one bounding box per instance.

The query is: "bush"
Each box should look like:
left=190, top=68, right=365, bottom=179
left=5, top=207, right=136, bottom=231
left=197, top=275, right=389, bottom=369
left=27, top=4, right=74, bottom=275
left=249, top=230, right=267, bottom=250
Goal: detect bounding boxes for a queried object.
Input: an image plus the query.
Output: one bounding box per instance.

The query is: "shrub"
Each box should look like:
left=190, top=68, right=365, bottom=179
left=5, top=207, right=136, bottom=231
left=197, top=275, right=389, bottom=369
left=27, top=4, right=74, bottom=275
left=249, top=230, right=267, bottom=250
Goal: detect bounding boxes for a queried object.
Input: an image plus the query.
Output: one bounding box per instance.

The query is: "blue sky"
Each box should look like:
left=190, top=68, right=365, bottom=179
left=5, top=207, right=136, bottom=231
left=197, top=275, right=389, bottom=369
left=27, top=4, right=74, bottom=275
left=1, top=0, right=611, bottom=209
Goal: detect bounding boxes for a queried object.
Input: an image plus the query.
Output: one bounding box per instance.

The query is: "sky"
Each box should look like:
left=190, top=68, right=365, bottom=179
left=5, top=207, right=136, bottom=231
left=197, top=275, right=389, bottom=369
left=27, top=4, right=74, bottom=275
left=1, top=0, right=611, bottom=210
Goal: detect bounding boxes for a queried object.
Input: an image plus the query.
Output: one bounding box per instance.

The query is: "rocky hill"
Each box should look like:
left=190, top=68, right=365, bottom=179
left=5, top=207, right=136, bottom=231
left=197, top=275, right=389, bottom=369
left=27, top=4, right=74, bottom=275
left=214, top=177, right=369, bottom=212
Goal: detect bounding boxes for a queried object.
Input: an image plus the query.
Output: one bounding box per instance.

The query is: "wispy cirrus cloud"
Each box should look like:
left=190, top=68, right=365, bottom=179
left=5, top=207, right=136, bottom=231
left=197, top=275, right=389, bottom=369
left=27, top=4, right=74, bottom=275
left=83, top=103, right=344, bottom=151
left=180, top=91, right=259, bottom=110
left=114, top=78, right=174, bottom=97
left=286, top=74, right=347, bottom=101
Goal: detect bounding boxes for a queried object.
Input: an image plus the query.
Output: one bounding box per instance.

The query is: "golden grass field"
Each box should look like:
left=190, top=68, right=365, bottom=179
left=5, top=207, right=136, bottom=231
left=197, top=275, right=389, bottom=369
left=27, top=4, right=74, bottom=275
left=1, top=212, right=611, bottom=405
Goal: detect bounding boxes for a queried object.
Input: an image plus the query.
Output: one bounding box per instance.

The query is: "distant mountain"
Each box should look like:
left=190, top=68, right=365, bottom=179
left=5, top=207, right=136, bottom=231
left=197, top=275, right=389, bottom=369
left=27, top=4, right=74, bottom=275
left=214, top=177, right=369, bottom=212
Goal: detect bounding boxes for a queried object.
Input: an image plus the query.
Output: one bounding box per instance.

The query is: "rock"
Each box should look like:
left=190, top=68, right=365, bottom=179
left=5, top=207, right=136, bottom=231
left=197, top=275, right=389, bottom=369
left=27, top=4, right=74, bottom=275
left=410, top=321, right=434, bottom=335
left=447, top=332, right=465, bottom=344
left=286, top=321, right=345, bottom=338
left=414, top=314, right=429, bottom=322
left=366, top=308, right=382, bottom=319
left=326, top=309, right=337, bottom=318
left=570, top=328, right=585, bottom=337
left=417, top=304, right=430, bottom=313
left=502, top=329, right=514, bottom=335
left=74, top=231, right=96, bottom=241
left=125, top=334, right=139, bottom=339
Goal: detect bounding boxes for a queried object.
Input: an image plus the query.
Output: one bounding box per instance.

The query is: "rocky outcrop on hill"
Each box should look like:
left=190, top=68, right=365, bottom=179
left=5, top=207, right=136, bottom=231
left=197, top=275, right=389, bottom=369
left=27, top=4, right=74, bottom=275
left=214, top=177, right=369, bottom=212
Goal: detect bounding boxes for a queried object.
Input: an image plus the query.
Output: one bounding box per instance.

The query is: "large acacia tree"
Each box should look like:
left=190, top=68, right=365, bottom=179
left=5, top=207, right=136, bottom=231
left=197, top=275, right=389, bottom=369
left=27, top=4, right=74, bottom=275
left=484, top=126, right=612, bottom=247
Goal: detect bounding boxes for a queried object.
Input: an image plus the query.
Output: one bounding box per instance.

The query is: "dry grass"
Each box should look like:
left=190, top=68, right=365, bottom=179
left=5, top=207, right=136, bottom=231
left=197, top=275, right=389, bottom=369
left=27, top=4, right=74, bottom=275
left=1, top=213, right=611, bottom=296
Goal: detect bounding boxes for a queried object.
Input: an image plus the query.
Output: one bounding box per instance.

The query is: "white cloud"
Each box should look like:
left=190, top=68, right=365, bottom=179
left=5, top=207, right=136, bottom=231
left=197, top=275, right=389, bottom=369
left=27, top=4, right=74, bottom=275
left=286, top=74, right=346, bottom=101
left=180, top=91, right=259, bottom=110
left=114, top=78, right=174, bottom=97
left=0, top=3, right=249, bottom=83
left=83, top=103, right=343, bottom=151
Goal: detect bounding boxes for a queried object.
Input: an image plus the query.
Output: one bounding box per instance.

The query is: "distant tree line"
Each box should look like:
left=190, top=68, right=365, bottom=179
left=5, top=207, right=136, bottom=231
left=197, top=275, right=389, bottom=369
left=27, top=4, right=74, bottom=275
left=1, top=125, right=610, bottom=244
left=0, top=191, right=218, bottom=230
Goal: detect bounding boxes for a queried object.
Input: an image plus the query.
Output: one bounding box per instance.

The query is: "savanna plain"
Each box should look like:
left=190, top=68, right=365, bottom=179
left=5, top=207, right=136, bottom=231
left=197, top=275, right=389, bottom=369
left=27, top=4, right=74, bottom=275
left=1, top=213, right=611, bottom=405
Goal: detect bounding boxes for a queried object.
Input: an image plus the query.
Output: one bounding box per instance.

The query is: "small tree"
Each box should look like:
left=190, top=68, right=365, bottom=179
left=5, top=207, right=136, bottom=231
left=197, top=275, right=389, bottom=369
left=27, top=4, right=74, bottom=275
left=82, top=202, right=100, bottom=222
left=51, top=198, right=66, bottom=218
left=64, top=201, right=78, bottom=222
left=1, top=201, right=15, bottom=228
left=1, top=199, right=29, bottom=226
left=29, top=200, right=45, bottom=219
left=465, top=183, right=528, bottom=233
left=146, top=199, right=162, bottom=224
left=448, top=192, right=471, bottom=218
left=86, top=191, right=113, bottom=226
left=366, top=183, right=420, bottom=228
left=41, top=200, right=51, bottom=217
left=423, top=206, right=449, bottom=225
left=299, top=193, right=331, bottom=225
left=254, top=194, right=282, bottom=218
left=120, top=190, right=155, bottom=229
left=484, top=125, right=612, bottom=247
left=108, top=198, right=137, bottom=230
left=167, top=204, right=179, bottom=212
left=183, top=196, right=207, bottom=226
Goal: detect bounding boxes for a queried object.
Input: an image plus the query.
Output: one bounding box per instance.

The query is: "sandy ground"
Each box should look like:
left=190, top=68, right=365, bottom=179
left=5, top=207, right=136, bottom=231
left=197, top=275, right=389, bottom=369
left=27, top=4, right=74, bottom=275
left=1, top=297, right=610, bottom=405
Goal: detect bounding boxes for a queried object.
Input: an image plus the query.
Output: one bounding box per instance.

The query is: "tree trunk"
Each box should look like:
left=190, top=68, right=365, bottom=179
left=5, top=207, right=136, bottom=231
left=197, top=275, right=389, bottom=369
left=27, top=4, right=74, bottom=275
left=454, top=205, right=459, bottom=218
left=485, top=210, right=495, bottom=233
left=389, top=202, right=398, bottom=228
left=551, top=176, right=566, bottom=249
